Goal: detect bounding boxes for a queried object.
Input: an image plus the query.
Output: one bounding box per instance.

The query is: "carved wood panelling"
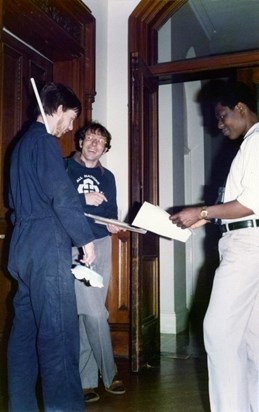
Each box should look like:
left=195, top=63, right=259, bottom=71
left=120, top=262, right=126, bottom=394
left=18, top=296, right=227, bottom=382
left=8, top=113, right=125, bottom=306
left=107, top=234, right=130, bottom=357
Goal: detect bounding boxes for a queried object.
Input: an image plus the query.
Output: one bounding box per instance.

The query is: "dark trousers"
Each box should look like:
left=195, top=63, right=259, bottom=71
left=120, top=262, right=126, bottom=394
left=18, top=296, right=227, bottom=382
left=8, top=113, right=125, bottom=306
left=7, top=255, right=84, bottom=412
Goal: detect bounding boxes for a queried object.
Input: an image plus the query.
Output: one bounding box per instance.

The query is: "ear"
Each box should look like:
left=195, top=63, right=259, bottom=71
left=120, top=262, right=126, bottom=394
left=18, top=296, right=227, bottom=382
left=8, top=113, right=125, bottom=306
left=236, top=102, right=246, bottom=115
left=79, top=139, right=83, bottom=148
left=56, top=105, right=64, bottom=117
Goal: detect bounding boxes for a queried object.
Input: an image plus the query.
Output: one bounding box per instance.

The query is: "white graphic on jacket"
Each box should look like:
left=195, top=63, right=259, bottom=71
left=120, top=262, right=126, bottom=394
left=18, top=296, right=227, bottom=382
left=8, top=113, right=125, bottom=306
left=77, top=175, right=100, bottom=194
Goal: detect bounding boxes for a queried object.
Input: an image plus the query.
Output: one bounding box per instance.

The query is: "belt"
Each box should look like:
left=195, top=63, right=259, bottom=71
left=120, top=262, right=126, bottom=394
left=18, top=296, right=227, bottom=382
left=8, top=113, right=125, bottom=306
left=220, top=219, right=259, bottom=233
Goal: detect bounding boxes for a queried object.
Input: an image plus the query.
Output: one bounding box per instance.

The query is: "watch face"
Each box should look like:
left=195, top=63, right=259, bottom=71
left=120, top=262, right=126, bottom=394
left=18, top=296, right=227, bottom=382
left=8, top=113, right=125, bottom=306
left=200, top=209, right=208, bottom=219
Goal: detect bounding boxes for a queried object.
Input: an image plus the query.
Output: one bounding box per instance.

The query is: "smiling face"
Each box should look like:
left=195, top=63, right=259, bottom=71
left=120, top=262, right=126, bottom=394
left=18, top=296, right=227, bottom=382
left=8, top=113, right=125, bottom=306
left=79, top=131, right=107, bottom=167
left=215, top=102, right=248, bottom=140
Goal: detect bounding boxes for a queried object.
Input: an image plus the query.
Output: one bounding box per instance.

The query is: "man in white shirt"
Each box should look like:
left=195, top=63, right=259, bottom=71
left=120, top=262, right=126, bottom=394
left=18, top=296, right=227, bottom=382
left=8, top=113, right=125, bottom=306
left=170, top=81, right=259, bottom=412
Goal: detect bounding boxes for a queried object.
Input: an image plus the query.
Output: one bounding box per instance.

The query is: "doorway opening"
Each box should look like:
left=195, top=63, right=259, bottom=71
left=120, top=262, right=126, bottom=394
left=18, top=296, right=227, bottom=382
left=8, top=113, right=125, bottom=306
left=129, top=0, right=259, bottom=369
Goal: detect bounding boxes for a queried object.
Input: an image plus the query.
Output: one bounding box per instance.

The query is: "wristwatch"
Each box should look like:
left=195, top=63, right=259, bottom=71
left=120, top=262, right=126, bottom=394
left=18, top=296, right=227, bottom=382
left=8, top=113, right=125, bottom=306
left=200, top=206, right=209, bottom=220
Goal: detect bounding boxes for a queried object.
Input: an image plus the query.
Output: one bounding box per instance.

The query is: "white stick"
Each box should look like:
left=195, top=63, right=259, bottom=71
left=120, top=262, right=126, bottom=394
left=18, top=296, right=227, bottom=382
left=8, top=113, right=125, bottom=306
left=30, top=78, right=51, bottom=134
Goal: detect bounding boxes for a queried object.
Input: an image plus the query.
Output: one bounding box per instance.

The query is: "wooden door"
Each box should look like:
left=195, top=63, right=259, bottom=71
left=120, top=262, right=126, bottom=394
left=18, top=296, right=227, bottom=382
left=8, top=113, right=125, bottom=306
left=129, top=52, right=160, bottom=372
left=0, top=0, right=96, bottom=338
left=237, top=67, right=259, bottom=94
left=0, top=32, right=54, bottom=337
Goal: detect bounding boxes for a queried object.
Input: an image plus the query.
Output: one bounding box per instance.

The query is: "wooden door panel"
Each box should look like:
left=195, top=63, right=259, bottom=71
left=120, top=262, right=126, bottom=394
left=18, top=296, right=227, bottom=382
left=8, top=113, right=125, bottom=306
left=0, top=224, right=13, bottom=337
left=0, top=43, right=23, bottom=334
left=107, top=233, right=130, bottom=357
left=2, top=35, right=53, bottom=204
left=2, top=44, right=22, bottom=212
left=0, top=37, right=54, bottom=335
left=53, top=59, right=84, bottom=157
left=141, top=258, right=159, bottom=320
left=108, top=235, right=130, bottom=324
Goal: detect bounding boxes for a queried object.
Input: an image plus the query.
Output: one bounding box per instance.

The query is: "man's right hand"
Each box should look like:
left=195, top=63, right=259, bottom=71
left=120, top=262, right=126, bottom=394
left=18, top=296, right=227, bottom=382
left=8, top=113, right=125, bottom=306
left=81, top=242, right=95, bottom=266
left=84, top=192, right=107, bottom=206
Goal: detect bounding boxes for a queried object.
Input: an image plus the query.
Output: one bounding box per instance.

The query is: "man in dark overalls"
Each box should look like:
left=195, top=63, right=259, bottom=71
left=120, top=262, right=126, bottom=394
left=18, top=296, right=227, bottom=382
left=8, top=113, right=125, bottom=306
left=7, top=82, right=95, bottom=412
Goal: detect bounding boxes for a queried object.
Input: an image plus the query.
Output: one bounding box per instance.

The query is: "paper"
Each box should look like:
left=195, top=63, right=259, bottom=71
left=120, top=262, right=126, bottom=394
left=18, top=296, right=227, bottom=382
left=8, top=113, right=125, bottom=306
left=132, top=201, right=192, bottom=242
left=84, top=213, right=147, bottom=234
left=71, top=264, right=104, bottom=288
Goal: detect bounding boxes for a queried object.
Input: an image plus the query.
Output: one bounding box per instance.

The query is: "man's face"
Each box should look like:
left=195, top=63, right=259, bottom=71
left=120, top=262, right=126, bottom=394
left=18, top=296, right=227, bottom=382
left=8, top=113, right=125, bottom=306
left=54, top=109, right=78, bottom=138
left=215, top=102, right=246, bottom=140
left=80, top=132, right=107, bottom=165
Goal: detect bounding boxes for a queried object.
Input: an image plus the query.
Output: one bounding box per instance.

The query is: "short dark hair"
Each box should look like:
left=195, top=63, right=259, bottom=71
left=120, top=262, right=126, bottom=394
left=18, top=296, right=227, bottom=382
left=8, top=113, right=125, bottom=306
left=35, top=82, right=82, bottom=117
left=76, top=121, right=112, bottom=152
left=213, top=80, right=257, bottom=113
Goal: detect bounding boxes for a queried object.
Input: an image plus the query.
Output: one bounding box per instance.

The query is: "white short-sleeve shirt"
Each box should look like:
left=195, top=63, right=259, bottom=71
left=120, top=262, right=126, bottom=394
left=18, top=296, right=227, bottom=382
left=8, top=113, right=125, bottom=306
left=222, top=122, right=259, bottom=224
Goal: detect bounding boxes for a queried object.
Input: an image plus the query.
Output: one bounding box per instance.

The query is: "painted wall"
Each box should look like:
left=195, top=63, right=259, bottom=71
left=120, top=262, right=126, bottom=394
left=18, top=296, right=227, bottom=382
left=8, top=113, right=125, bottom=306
left=158, top=19, right=175, bottom=333
left=83, top=0, right=140, bottom=221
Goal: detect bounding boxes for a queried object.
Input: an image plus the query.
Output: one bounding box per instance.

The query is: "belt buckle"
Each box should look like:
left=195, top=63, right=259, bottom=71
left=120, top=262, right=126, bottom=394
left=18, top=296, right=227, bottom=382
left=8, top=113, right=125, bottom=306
left=220, top=224, right=228, bottom=233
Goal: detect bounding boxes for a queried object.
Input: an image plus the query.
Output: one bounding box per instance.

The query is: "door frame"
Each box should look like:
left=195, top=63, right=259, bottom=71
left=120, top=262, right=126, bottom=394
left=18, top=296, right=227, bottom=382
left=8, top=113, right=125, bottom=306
left=129, top=52, right=159, bottom=372
left=128, top=0, right=259, bottom=370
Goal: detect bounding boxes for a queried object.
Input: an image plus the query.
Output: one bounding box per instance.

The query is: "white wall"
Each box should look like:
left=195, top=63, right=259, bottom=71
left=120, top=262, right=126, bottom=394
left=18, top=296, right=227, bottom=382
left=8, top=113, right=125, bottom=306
left=159, top=84, right=175, bottom=333
left=83, top=0, right=140, bottom=220
left=158, top=19, right=175, bottom=333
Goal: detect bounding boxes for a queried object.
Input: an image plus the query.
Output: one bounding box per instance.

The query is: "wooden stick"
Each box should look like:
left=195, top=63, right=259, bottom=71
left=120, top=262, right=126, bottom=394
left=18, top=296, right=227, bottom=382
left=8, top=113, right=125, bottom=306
left=30, top=78, right=51, bottom=134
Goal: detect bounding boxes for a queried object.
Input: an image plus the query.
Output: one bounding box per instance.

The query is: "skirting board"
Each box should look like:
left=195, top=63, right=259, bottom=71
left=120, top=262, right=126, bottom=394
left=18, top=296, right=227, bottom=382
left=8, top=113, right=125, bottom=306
left=160, top=309, right=189, bottom=334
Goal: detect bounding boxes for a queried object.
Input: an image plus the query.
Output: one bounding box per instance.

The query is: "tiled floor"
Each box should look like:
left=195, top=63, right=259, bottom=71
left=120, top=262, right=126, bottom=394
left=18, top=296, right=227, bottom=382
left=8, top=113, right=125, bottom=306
left=0, top=332, right=210, bottom=412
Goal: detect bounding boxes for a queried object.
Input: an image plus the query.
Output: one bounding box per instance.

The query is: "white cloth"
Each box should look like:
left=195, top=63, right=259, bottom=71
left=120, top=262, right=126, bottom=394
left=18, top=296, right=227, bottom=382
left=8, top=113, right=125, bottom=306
left=204, top=228, right=259, bottom=412
left=204, top=122, right=259, bottom=411
left=71, top=264, right=103, bottom=288
left=223, top=123, right=259, bottom=223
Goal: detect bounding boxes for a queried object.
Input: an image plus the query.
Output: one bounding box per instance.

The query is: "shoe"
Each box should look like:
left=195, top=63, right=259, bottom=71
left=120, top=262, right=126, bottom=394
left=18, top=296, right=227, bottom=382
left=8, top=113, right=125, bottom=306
left=83, top=388, right=100, bottom=403
left=105, top=378, right=126, bottom=395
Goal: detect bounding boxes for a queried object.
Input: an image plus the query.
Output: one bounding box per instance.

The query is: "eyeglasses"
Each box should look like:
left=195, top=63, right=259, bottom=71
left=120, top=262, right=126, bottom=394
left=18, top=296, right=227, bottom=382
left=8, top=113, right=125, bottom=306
left=84, top=134, right=107, bottom=147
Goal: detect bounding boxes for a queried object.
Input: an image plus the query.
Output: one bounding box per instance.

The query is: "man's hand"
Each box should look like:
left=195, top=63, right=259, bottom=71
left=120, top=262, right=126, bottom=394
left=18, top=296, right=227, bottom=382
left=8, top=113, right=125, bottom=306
left=170, top=207, right=203, bottom=229
left=84, top=192, right=107, bottom=206
left=81, top=242, right=95, bottom=266
left=190, top=219, right=208, bottom=229
left=106, top=223, right=124, bottom=234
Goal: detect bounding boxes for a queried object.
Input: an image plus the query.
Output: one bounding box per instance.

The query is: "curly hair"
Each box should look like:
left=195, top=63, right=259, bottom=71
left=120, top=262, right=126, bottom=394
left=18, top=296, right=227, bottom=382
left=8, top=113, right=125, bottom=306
left=75, top=121, right=112, bottom=152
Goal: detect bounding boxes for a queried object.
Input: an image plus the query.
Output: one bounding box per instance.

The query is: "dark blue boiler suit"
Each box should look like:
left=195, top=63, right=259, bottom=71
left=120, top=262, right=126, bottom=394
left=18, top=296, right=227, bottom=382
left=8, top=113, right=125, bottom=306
left=7, top=123, right=94, bottom=412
